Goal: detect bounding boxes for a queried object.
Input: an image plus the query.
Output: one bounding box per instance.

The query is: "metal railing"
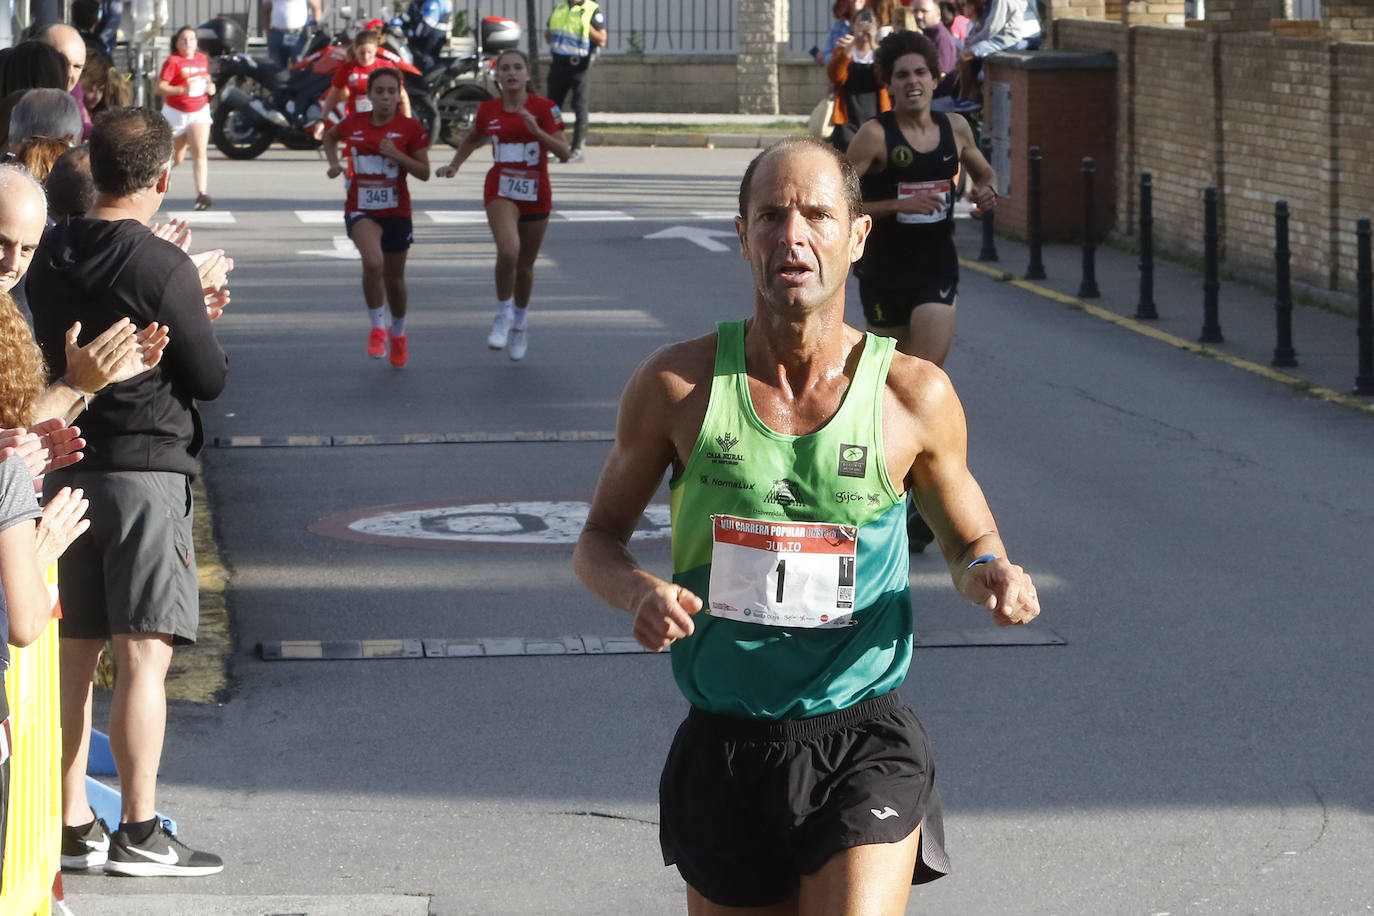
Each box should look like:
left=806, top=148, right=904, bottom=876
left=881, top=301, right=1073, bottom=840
left=157, top=0, right=833, bottom=57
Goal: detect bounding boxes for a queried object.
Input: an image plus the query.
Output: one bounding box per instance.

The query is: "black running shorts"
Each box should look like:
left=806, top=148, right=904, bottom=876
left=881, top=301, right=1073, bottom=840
left=659, top=691, right=949, bottom=907
left=345, top=213, right=414, bottom=253
left=857, top=230, right=960, bottom=328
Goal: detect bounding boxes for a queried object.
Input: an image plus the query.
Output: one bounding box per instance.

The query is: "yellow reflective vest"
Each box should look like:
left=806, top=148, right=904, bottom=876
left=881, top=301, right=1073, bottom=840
left=548, top=0, right=600, bottom=58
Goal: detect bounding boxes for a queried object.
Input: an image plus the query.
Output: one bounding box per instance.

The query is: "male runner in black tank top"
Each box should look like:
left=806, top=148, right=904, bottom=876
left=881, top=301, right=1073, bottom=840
left=846, top=30, right=997, bottom=368
left=846, top=30, right=998, bottom=548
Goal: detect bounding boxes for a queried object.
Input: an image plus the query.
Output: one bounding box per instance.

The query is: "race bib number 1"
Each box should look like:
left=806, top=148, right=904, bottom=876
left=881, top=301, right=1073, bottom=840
left=707, top=514, right=858, bottom=628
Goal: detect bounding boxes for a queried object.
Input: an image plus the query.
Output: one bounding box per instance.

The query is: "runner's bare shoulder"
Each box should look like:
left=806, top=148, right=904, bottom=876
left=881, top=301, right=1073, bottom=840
left=883, top=349, right=960, bottom=435
left=629, top=331, right=718, bottom=410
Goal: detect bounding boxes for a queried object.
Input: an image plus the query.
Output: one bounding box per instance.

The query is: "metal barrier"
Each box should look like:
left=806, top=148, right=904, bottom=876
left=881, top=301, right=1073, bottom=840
left=1077, top=156, right=1099, bottom=298
left=1272, top=200, right=1298, bottom=368
left=1199, top=186, right=1223, bottom=343
left=1025, top=145, right=1046, bottom=280
left=0, top=567, right=62, bottom=916
left=155, top=0, right=812, bottom=56
left=977, top=137, right=999, bottom=263
left=1135, top=172, right=1157, bottom=320
left=1355, top=218, right=1373, bottom=395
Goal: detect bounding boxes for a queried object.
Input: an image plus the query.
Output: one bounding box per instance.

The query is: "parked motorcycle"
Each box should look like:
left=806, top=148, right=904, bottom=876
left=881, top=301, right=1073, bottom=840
left=198, top=10, right=518, bottom=157
left=424, top=14, right=523, bottom=148
left=199, top=16, right=333, bottom=157
left=282, top=6, right=518, bottom=149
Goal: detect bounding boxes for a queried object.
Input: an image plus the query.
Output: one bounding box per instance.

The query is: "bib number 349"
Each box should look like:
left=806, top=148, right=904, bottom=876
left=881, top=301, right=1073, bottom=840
left=358, top=182, right=398, bottom=210
left=707, top=514, right=858, bottom=628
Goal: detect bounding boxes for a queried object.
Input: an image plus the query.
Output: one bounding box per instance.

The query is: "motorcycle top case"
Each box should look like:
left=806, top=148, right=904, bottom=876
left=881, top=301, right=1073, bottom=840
left=197, top=16, right=247, bottom=55
left=481, top=16, right=522, bottom=51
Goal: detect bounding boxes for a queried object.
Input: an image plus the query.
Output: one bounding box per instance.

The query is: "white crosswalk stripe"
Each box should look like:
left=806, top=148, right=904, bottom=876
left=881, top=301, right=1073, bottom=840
left=555, top=210, right=634, bottom=222
left=424, top=210, right=489, bottom=224
left=160, top=209, right=724, bottom=227
left=162, top=211, right=237, bottom=224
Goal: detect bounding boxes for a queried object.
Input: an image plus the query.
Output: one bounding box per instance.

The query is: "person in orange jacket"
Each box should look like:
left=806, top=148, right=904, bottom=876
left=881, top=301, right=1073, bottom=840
left=826, top=8, right=891, bottom=152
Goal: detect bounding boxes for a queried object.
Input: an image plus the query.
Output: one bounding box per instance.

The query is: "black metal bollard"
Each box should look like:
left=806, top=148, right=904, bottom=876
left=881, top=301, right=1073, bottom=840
left=1199, top=186, right=1224, bottom=343
left=1077, top=157, right=1100, bottom=298
left=1026, top=146, right=1046, bottom=280
left=977, top=137, right=999, bottom=262
left=1272, top=200, right=1298, bottom=368
left=1135, top=172, right=1158, bottom=319
left=1355, top=218, right=1374, bottom=396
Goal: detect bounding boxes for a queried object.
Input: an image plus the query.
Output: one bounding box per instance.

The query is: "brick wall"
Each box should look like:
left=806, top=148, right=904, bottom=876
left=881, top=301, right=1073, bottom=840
left=1125, top=0, right=1186, bottom=26
left=1218, top=34, right=1335, bottom=288
left=780, top=59, right=832, bottom=115
left=1325, top=1, right=1374, bottom=40
left=1333, top=42, right=1374, bottom=288
left=1050, top=0, right=1110, bottom=20
left=1205, top=0, right=1281, bottom=31
left=592, top=56, right=739, bottom=112
left=1055, top=21, right=1372, bottom=294
left=1126, top=27, right=1218, bottom=257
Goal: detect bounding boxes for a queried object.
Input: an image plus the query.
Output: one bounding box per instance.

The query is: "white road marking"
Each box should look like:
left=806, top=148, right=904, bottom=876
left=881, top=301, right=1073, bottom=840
left=298, top=235, right=358, bottom=259
left=556, top=210, right=634, bottom=222
left=162, top=210, right=237, bottom=224
left=644, top=225, right=738, bottom=252
left=425, top=210, right=491, bottom=223
left=295, top=209, right=342, bottom=224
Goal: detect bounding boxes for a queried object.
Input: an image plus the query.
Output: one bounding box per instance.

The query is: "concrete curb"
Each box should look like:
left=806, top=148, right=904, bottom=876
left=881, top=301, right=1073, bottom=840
left=586, top=129, right=800, bottom=149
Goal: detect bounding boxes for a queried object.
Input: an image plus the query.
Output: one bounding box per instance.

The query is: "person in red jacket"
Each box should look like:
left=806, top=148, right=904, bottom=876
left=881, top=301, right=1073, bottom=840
left=323, top=67, right=431, bottom=368
left=435, top=49, right=570, bottom=362
left=156, top=26, right=215, bottom=210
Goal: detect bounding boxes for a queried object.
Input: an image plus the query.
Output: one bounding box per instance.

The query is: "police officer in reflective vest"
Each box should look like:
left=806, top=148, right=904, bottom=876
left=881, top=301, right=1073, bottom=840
left=544, top=0, right=607, bottom=162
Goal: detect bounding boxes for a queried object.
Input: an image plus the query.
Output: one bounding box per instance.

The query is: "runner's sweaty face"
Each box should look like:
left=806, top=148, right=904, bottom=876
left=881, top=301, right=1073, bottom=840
left=496, top=53, right=528, bottom=93
left=367, top=75, right=400, bottom=120
left=735, top=147, right=869, bottom=317
left=887, top=52, right=937, bottom=113
left=355, top=40, right=379, bottom=66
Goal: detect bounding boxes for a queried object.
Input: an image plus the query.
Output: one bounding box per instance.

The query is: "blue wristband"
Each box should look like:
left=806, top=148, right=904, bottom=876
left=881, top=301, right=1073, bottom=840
left=966, top=553, right=998, bottom=569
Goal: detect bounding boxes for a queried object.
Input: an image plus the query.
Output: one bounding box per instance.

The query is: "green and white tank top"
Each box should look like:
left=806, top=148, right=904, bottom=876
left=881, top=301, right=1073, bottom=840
left=669, top=320, right=912, bottom=719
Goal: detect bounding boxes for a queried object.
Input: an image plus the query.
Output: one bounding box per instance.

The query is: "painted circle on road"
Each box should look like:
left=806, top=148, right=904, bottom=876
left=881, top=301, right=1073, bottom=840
left=309, top=499, right=672, bottom=551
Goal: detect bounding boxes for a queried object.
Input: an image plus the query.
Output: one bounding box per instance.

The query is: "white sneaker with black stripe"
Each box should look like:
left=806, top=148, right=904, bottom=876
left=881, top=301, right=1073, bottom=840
left=104, top=820, right=223, bottom=877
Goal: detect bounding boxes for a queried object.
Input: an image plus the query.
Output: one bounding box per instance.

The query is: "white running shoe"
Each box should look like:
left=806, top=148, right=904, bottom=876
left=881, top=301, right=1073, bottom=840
left=487, top=308, right=513, bottom=349
left=508, top=325, right=527, bottom=361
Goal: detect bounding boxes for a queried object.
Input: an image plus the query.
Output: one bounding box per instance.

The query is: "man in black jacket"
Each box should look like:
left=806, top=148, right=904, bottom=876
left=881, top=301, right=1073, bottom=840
left=28, top=107, right=230, bottom=878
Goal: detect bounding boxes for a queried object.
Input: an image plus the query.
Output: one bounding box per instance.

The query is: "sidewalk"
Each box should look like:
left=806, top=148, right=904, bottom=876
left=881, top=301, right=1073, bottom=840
left=578, top=111, right=808, bottom=150
left=946, top=214, right=1374, bottom=417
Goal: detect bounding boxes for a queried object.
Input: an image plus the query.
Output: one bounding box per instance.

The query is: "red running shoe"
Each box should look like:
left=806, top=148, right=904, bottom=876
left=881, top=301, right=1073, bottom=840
left=366, top=327, right=387, bottom=358
left=389, top=333, right=408, bottom=368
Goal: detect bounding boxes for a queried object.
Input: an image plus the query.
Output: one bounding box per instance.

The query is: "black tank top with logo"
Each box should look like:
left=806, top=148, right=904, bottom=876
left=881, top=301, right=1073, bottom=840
left=857, top=110, right=958, bottom=280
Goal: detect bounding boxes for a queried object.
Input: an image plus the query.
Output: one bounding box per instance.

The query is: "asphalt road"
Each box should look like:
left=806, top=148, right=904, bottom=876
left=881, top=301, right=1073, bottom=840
left=62, top=145, right=1374, bottom=916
